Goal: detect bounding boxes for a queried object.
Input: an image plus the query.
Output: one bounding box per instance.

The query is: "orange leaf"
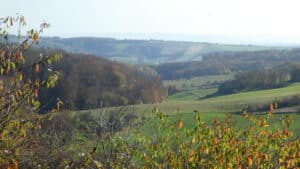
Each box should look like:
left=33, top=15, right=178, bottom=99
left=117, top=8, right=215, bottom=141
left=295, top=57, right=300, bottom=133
left=247, top=156, right=253, bottom=166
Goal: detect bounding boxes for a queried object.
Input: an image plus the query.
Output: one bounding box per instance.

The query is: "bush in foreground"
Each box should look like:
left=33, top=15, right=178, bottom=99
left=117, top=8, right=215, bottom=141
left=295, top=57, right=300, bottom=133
left=88, top=108, right=299, bottom=169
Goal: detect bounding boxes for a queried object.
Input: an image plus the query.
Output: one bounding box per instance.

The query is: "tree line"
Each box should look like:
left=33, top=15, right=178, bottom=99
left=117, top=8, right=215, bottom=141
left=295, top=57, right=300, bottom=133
left=217, top=63, right=300, bottom=95
left=155, top=49, right=300, bottom=80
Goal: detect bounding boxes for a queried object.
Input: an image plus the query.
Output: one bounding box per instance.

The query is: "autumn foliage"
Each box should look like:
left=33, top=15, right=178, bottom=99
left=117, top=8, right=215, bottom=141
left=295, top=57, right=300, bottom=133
left=0, top=15, right=299, bottom=169
left=127, top=109, right=300, bottom=168
left=0, top=15, right=62, bottom=168
left=38, top=52, right=164, bottom=110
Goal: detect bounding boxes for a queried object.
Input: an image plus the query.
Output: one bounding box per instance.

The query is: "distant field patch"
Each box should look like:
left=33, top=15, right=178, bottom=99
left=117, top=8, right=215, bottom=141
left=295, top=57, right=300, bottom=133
left=167, top=88, right=217, bottom=101
left=163, top=74, right=234, bottom=90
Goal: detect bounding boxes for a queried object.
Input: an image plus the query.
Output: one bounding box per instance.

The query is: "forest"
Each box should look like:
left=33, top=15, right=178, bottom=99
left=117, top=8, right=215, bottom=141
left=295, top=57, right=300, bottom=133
left=217, top=64, right=300, bottom=95
left=23, top=48, right=164, bottom=110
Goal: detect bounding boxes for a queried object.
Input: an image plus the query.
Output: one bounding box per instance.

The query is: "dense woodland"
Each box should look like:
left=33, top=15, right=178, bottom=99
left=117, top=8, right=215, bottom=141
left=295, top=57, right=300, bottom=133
left=155, top=49, right=300, bottom=80
left=23, top=48, right=164, bottom=110
left=217, top=63, right=300, bottom=94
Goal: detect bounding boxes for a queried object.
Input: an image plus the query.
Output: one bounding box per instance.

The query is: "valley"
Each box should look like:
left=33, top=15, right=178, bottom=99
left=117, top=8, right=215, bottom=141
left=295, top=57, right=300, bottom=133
left=1, top=12, right=300, bottom=168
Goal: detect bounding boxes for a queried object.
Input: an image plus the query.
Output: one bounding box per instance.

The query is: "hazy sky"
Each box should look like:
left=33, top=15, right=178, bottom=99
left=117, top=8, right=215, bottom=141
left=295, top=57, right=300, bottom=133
left=2, top=0, right=300, bottom=40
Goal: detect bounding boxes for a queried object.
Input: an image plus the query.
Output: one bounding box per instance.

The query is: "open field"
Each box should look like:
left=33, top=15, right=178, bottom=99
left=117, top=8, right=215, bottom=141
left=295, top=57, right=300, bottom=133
left=82, top=83, right=300, bottom=116
left=167, top=88, right=218, bottom=101
left=78, top=83, right=300, bottom=136
left=140, top=111, right=300, bottom=137
left=163, top=74, right=234, bottom=90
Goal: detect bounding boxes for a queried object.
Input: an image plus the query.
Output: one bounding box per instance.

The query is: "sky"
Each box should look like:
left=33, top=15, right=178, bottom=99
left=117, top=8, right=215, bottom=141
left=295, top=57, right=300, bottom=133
left=2, top=0, right=300, bottom=44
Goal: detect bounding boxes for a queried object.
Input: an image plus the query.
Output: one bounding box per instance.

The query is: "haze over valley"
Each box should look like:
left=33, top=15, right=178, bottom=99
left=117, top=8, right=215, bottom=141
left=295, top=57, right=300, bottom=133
left=1, top=0, right=300, bottom=168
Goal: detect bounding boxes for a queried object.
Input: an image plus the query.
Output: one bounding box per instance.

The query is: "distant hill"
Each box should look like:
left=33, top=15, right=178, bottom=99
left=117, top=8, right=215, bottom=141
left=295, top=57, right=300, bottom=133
left=154, top=48, right=300, bottom=80
left=37, top=37, right=274, bottom=64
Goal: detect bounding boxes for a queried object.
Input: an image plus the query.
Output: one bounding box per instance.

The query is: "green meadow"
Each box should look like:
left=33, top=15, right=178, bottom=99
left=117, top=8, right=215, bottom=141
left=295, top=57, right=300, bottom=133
left=79, top=82, right=300, bottom=136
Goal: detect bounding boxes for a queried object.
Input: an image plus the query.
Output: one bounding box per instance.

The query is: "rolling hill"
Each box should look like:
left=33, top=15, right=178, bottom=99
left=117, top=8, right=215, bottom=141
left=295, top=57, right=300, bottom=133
left=82, top=82, right=300, bottom=115
left=22, top=47, right=164, bottom=111
left=38, top=37, right=274, bottom=64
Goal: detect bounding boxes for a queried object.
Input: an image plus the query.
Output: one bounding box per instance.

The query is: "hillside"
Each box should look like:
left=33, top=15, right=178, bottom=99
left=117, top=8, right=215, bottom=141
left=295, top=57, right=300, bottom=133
left=85, top=83, right=300, bottom=115
left=79, top=81, right=300, bottom=138
left=155, top=49, right=300, bottom=79
left=22, top=48, right=164, bottom=110
left=38, top=37, right=273, bottom=64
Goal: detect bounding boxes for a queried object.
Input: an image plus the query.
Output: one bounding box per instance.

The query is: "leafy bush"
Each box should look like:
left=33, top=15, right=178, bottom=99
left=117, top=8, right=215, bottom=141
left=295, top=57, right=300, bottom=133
left=91, top=108, right=299, bottom=169
left=134, top=109, right=299, bottom=168
left=0, top=15, right=63, bottom=168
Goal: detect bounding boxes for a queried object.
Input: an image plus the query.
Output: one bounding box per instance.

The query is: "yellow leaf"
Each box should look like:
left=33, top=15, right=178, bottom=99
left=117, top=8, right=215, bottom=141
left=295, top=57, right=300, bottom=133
left=93, top=160, right=104, bottom=169
left=188, top=150, right=195, bottom=162
left=192, top=137, right=196, bottom=144
left=32, top=32, right=39, bottom=42
left=176, top=120, right=183, bottom=129
left=0, top=80, right=3, bottom=91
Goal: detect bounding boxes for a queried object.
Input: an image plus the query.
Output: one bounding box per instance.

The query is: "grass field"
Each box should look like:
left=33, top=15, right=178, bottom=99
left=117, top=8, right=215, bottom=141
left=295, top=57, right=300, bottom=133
left=79, top=83, right=300, bottom=137
left=81, top=83, right=300, bottom=115
left=140, top=111, right=300, bottom=137
left=164, top=75, right=233, bottom=102
left=163, top=74, right=234, bottom=91
left=167, top=88, right=218, bottom=101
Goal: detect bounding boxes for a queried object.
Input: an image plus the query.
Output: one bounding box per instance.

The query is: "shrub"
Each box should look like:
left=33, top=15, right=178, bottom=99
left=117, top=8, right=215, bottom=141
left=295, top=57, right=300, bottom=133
left=88, top=108, right=299, bottom=168
left=0, top=15, right=63, bottom=168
